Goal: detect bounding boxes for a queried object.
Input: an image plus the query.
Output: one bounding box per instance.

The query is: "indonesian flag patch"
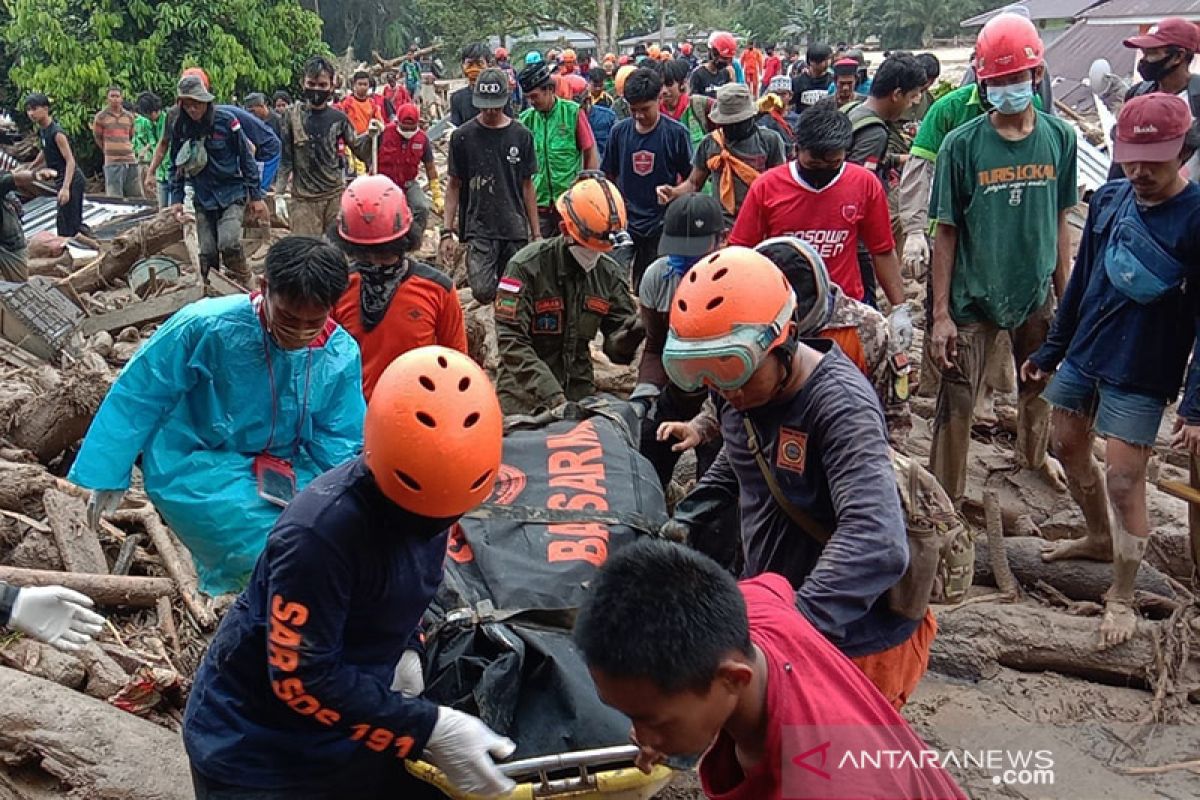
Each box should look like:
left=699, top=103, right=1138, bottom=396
left=498, top=276, right=523, bottom=294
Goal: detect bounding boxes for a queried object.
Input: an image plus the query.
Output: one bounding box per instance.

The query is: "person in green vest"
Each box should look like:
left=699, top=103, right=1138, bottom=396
left=133, top=91, right=169, bottom=206
left=518, top=62, right=600, bottom=239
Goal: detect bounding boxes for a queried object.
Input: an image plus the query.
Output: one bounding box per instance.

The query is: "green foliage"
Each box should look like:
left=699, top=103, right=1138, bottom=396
left=4, top=0, right=326, bottom=165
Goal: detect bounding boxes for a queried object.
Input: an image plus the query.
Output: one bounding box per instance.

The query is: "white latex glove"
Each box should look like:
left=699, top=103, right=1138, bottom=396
left=274, top=195, right=289, bottom=224
left=391, top=648, right=425, bottom=697
left=10, top=586, right=105, bottom=652
left=86, top=490, right=124, bottom=532
left=888, top=302, right=914, bottom=353
left=368, top=118, right=385, bottom=136
left=425, top=707, right=517, bottom=798
left=901, top=232, right=929, bottom=276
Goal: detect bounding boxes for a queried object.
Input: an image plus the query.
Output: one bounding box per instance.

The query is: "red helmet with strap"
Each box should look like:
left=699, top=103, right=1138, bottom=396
left=974, top=13, right=1044, bottom=81
left=710, top=32, right=737, bottom=59
left=337, top=175, right=412, bottom=245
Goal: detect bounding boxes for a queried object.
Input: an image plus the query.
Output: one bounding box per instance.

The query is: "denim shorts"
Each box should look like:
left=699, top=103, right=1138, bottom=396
left=1042, top=360, right=1167, bottom=447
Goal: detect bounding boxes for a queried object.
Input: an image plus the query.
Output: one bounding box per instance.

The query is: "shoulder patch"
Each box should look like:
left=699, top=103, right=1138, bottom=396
left=498, top=276, right=523, bottom=294
left=775, top=427, right=808, bottom=474
left=409, top=260, right=454, bottom=291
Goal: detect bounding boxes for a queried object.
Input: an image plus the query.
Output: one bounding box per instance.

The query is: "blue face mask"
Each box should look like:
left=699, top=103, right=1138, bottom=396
left=986, top=82, right=1034, bottom=115
left=667, top=254, right=701, bottom=277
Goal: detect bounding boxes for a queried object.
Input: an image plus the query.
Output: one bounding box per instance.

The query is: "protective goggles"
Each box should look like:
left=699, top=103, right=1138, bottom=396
left=662, top=293, right=797, bottom=391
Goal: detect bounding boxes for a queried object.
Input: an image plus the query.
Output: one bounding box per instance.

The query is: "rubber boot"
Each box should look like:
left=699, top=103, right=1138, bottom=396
left=221, top=251, right=252, bottom=289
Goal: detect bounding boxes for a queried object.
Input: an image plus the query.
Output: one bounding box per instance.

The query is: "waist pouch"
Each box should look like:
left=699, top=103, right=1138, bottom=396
left=1103, top=185, right=1187, bottom=305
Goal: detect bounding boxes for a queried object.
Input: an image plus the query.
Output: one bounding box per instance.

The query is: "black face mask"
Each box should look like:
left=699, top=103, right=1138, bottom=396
left=393, top=505, right=463, bottom=540
left=304, top=87, right=332, bottom=106
left=723, top=118, right=758, bottom=143
left=713, top=58, right=731, bottom=70
left=797, top=164, right=840, bottom=189
left=1137, top=54, right=1177, bottom=83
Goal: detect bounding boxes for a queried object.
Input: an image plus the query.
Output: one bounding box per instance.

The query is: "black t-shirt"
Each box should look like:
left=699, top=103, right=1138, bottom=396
left=450, top=87, right=514, bottom=127
left=792, top=72, right=834, bottom=113
left=38, top=122, right=81, bottom=187
left=447, top=118, right=537, bottom=240
left=689, top=64, right=734, bottom=98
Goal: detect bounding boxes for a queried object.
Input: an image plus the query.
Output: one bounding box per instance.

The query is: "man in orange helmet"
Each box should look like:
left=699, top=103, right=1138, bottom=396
left=184, top=346, right=519, bottom=799
left=494, top=174, right=644, bottom=414
left=657, top=248, right=935, bottom=710
left=555, top=49, right=589, bottom=100
left=330, top=175, right=466, bottom=401
left=927, top=13, right=1075, bottom=504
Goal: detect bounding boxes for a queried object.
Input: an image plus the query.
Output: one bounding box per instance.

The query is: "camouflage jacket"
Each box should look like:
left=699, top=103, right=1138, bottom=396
left=495, top=236, right=643, bottom=415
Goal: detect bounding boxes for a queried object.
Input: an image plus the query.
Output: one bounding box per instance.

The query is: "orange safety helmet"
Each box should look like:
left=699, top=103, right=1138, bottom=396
left=648, top=44, right=662, bottom=59
left=337, top=175, right=412, bottom=245
left=364, top=346, right=503, bottom=517
left=615, top=64, right=637, bottom=95
left=555, top=173, right=627, bottom=252
left=495, top=46, right=509, bottom=61
left=709, top=32, right=737, bottom=60
left=181, top=66, right=211, bottom=89
left=974, top=13, right=1044, bottom=81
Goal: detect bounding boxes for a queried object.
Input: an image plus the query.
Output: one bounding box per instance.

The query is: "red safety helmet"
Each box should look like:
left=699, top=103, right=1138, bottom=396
left=974, top=13, right=1044, bottom=81
left=337, top=175, right=412, bottom=245
left=680, top=42, right=693, bottom=56
left=710, top=32, right=737, bottom=60
left=495, top=46, right=509, bottom=61
left=618, top=54, right=631, bottom=66
left=364, top=346, right=503, bottom=517
left=181, top=66, right=211, bottom=90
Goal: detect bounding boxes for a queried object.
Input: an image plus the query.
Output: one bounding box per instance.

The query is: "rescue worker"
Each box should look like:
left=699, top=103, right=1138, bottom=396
left=740, top=41, right=764, bottom=97
left=612, top=64, right=636, bottom=120
left=556, top=49, right=588, bottom=100
left=494, top=174, right=644, bottom=414
left=762, top=44, right=783, bottom=88
left=377, top=102, right=441, bottom=242
left=166, top=74, right=268, bottom=285
left=657, top=249, right=934, bottom=709
left=339, top=70, right=387, bottom=174
left=679, top=41, right=697, bottom=71
left=928, top=13, right=1074, bottom=504
left=494, top=46, right=522, bottom=109
left=658, top=82, right=786, bottom=227
left=70, top=237, right=366, bottom=596
left=331, top=175, right=466, bottom=400
left=184, top=346, right=518, bottom=800
left=689, top=32, right=738, bottom=99
left=518, top=61, right=600, bottom=239
left=1027, top=94, right=1200, bottom=647
left=276, top=56, right=382, bottom=237
left=0, top=582, right=104, bottom=653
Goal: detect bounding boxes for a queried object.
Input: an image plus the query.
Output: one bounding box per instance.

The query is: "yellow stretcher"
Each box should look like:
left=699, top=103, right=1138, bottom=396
left=408, top=745, right=676, bottom=799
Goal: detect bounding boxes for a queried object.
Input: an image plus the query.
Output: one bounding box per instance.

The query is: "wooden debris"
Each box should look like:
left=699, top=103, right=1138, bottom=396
left=111, top=532, right=144, bottom=576
left=43, top=488, right=107, bottom=574
left=0, top=566, right=173, bottom=608
left=973, top=535, right=1175, bottom=604
left=984, top=489, right=1021, bottom=600
left=59, top=209, right=184, bottom=294
left=8, top=361, right=112, bottom=465
left=79, top=285, right=204, bottom=337
left=118, top=509, right=215, bottom=630
left=156, top=595, right=180, bottom=658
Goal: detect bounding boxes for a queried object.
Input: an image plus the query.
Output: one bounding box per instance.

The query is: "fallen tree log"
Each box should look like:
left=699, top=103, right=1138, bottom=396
left=58, top=209, right=183, bottom=294
left=930, top=602, right=1191, bottom=687
left=116, top=509, right=215, bottom=630
left=973, top=535, right=1175, bottom=603
left=0, top=666, right=191, bottom=800
left=7, top=362, right=112, bottom=465
left=0, top=566, right=173, bottom=608
left=43, top=488, right=107, bottom=574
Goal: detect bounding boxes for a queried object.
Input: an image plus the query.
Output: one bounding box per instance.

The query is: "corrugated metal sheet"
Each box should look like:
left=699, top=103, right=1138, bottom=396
left=1075, top=126, right=1113, bottom=195
left=962, top=0, right=1105, bottom=26
left=1045, top=20, right=1138, bottom=112
left=21, top=195, right=156, bottom=241
left=1080, top=0, right=1200, bottom=18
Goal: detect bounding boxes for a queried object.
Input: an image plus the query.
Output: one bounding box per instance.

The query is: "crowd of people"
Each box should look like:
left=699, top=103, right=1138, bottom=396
left=0, top=10, right=1195, bottom=800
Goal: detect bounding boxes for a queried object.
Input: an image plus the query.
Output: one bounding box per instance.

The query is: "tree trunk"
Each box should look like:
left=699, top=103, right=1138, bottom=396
left=658, top=0, right=666, bottom=46
left=609, top=0, right=621, bottom=56
left=596, top=0, right=610, bottom=56
left=9, top=362, right=112, bottom=466
left=0, top=566, right=175, bottom=608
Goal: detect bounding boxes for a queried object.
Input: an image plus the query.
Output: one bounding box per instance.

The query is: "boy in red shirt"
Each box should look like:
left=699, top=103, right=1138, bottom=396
left=576, top=540, right=965, bottom=800
left=730, top=101, right=910, bottom=348
left=330, top=175, right=466, bottom=400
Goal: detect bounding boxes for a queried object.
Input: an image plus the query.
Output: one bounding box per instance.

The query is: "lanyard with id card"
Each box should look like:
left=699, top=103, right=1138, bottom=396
left=254, top=325, right=313, bottom=508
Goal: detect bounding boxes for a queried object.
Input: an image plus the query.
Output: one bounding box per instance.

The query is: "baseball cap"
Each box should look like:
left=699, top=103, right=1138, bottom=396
left=1114, top=92, right=1193, bottom=162
left=1124, top=17, right=1200, bottom=51
left=177, top=74, right=214, bottom=103
left=659, top=194, right=724, bottom=256
left=396, top=102, right=420, bottom=125
left=833, top=58, right=860, bottom=77
left=708, top=83, right=756, bottom=124
left=472, top=67, right=510, bottom=109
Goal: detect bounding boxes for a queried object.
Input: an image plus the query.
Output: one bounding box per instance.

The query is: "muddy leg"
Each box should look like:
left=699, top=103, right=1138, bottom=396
left=1011, top=297, right=1066, bottom=491
left=1042, top=408, right=1114, bottom=563
left=1099, top=439, right=1152, bottom=649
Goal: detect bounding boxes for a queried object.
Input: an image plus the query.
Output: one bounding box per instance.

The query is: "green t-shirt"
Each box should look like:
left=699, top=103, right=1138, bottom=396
left=933, top=111, right=1078, bottom=329
left=133, top=113, right=169, bottom=182
left=911, top=83, right=1043, bottom=163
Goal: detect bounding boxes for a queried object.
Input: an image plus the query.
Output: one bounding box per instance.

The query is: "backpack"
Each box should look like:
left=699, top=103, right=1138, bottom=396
left=743, top=418, right=974, bottom=619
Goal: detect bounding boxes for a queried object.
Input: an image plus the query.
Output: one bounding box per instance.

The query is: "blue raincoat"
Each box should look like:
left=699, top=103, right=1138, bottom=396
left=69, top=295, right=365, bottom=595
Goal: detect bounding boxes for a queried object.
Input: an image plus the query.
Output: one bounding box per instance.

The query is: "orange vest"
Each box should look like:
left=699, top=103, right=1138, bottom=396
left=821, top=325, right=867, bottom=375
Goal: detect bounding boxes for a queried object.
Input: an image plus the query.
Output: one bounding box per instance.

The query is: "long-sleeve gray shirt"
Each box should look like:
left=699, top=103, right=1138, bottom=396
left=275, top=104, right=372, bottom=200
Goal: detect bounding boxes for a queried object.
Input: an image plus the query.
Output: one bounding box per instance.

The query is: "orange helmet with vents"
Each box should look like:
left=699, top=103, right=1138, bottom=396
left=663, top=247, right=797, bottom=391
left=337, top=175, right=412, bottom=245
left=555, top=172, right=627, bottom=251
left=364, top=346, right=503, bottom=517
left=615, top=64, right=637, bottom=95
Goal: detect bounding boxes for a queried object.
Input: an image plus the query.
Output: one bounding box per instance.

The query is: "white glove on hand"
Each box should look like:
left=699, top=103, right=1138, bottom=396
left=901, top=233, right=929, bottom=276
left=425, top=707, right=517, bottom=798
left=10, top=586, right=105, bottom=652
left=888, top=302, right=915, bottom=353
left=274, top=195, right=289, bottom=224
left=368, top=118, right=385, bottom=136
left=86, top=490, right=124, bottom=532
left=391, top=648, right=425, bottom=697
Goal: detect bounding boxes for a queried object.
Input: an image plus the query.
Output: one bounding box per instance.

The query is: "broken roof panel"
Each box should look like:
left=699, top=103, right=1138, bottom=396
left=21, top=195, right=156, bottom=241
left=961, top=0, right=1106, bottom=27
left=1045, top=19, right=1138, bottom=113
left=1079, top=0, right=1200, bottom=20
